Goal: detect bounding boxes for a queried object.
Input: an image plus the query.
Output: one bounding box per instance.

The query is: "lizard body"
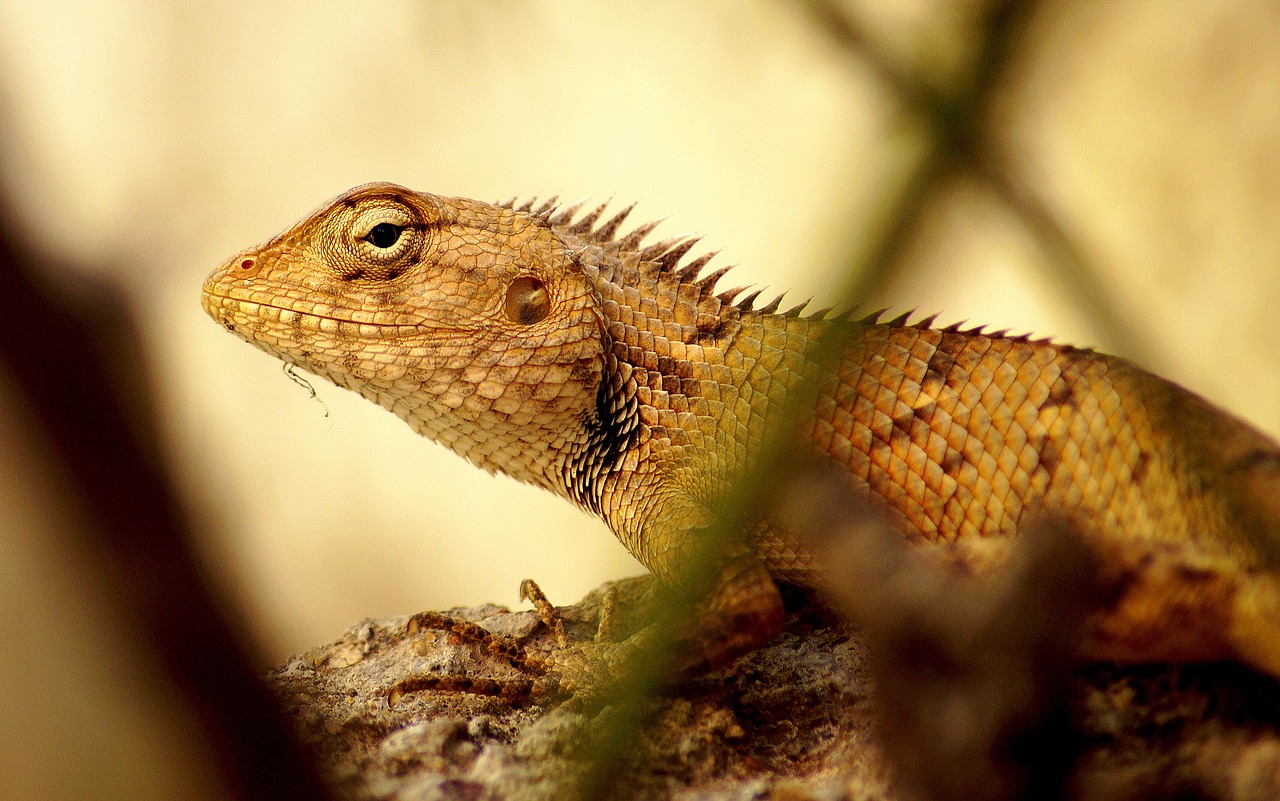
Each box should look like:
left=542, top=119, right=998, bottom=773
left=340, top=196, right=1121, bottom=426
left=203, top=183, right=1280, bottom=675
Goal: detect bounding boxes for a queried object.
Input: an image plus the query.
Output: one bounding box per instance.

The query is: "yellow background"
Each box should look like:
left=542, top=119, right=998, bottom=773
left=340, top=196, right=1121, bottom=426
left=1, top=2, right=1278, bottom=798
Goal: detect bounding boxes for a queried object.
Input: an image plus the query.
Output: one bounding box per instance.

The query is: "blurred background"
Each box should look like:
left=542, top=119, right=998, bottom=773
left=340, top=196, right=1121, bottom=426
left=0, top=1, right=1277, bottom=798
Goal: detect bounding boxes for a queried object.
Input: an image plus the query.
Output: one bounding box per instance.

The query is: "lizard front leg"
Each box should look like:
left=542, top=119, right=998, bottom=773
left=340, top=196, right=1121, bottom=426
left=604, top=477, right=791, bottom=676
left=391, top=480, right=791, bottom=707
left=388, top=556, right=784, bottom=710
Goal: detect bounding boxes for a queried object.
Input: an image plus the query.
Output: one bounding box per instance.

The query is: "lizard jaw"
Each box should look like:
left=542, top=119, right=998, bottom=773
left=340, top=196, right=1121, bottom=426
left=201, top=290, right=431, bottom=341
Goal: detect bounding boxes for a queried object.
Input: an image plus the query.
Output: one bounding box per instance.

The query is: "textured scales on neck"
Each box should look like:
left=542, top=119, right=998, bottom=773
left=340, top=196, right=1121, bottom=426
left=510, top=193, right=833, bottom=519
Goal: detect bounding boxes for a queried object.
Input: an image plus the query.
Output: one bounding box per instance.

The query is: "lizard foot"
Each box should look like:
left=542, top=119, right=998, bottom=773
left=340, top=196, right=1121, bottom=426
left=388, top=579, right=649, bottom=709
left=388, top=609, right=558, bottom=708
left=388, top=564, right=788, bottom=711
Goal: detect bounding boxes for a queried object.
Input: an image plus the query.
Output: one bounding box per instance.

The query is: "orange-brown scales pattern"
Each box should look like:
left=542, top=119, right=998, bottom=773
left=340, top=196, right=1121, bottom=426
left=203, top=183, right=1280, bottom=675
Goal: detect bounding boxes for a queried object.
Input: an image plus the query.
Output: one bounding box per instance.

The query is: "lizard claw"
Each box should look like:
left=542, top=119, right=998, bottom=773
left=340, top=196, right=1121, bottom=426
left=519, top=578, right=570, bottom=646
left=391, top=579, right=660, bottom=709
left=392, top=581, right=600, bottom=708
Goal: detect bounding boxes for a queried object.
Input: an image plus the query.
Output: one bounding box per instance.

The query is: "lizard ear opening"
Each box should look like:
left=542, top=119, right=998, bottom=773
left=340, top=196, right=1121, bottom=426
left=504, top=276, right=550, bottom=325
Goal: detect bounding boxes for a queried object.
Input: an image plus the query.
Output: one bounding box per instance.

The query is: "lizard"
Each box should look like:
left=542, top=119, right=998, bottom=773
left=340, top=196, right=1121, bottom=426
left=202, top=181, right=1280, bottom=690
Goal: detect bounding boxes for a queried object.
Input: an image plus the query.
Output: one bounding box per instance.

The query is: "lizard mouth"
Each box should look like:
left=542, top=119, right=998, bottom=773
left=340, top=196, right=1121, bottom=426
left=200, top=290, right=429, bottom=339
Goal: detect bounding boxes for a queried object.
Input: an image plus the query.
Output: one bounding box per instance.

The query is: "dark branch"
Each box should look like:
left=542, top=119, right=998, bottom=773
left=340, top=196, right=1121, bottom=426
left=0, top=198, right=337, bottom=801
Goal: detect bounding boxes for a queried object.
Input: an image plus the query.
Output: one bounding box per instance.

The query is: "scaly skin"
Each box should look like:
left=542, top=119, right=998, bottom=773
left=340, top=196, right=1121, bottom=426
left=203, top=182, right=1280, bottom=675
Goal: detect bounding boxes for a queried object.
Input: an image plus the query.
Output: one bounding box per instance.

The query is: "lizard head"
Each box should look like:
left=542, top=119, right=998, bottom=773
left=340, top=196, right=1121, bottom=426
left=201, top=181, right=610, bottom=488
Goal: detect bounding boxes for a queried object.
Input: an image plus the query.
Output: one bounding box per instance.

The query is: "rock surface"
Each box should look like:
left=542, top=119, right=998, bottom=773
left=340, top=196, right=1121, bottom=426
left=270, top=577, right=1280, bottom=801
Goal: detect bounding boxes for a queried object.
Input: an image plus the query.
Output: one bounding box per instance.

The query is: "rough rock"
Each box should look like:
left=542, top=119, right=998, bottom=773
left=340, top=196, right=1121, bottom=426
left=269, top=577, right=1280, bottom=801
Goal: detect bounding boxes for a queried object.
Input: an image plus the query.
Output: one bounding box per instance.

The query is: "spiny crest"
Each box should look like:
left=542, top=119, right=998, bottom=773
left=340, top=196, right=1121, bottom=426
left=734, top=289, right=764, bottom=311
left=757, top=293, right=785, bottom=315
left=501, top=194, right=843, bottom=319
left=497, top=196, right=1057, bottom=341
left=847, top=309, right=1054, bottom=343
left=934, top=317, right=1042, bottom=342
left=859, top=309, right=965, bottom=332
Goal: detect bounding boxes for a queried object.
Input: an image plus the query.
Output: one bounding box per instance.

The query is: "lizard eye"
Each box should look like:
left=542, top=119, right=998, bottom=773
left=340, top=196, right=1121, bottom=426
left=333, top=198, right=425, bottom=279
left=504, top=276, right=550, bottom=325
left=366, top=223, right=402, bottom=249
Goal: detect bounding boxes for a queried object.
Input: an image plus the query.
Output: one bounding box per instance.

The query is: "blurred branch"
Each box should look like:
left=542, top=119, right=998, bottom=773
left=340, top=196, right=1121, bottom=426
left=0, top=203, right=336, bottom=800
left=773, top=464, right=1113, bottom=801
left=802, top=0, right=1160, bottom=365
left=974, top=159, right=1156, bottom=361
left=572, top=3, right=1068, bottom=798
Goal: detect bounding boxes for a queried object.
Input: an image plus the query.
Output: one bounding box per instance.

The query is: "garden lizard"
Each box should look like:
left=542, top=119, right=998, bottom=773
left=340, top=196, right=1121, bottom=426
left=202, top=182, right=1280, bottom=680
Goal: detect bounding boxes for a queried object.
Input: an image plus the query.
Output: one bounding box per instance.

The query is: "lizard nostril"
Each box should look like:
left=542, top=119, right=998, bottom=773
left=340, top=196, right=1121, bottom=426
left=232, top=256, right=264, bottom=278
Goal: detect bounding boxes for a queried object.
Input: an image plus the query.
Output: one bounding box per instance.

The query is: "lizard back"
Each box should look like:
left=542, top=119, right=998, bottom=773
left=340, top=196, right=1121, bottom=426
left=202, top=182, right=1280, bottom=671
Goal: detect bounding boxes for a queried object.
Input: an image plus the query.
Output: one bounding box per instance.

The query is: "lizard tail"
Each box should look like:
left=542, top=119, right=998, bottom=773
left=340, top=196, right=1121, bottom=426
left=1079, top=540, right=1280, bottom=671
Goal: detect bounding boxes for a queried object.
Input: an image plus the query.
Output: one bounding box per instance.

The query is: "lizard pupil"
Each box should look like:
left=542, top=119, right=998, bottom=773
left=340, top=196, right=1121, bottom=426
left=367, top=223, right=402, bottom=249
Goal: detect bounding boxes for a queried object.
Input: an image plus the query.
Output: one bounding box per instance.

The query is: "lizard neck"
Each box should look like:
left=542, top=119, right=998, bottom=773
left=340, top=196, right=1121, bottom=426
left=561, top=245, right=820, bottom=544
